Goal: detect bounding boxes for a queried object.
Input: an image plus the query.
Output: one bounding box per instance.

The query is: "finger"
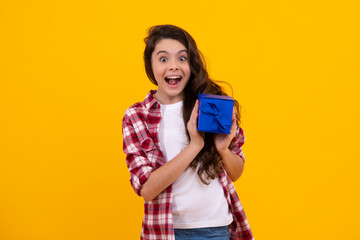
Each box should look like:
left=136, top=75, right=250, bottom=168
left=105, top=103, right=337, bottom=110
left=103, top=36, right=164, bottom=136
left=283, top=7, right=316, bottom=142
left=190, top=100, right=199, bottom=121
left=187, top=100, right=199, bottom=133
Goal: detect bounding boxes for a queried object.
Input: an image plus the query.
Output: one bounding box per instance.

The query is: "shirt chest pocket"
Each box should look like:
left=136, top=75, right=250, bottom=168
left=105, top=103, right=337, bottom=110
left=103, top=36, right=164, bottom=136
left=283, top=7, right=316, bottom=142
left=140, top=137, right=165, bottom=167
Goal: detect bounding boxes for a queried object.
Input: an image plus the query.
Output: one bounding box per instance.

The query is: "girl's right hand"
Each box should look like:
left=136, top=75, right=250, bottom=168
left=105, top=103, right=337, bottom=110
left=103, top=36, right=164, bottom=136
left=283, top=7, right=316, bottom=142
left=187, top=100, right=205, bottom=150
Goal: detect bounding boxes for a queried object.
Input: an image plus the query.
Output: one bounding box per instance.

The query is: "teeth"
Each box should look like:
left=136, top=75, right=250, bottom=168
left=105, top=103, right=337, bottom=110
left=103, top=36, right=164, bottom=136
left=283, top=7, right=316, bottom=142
left=166, top=76, right=181, bottom=79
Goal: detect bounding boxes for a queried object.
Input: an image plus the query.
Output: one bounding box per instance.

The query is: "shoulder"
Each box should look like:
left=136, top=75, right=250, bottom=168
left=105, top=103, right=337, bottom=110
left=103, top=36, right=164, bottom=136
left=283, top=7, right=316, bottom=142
left=237, top=127, right=245, bottom=141
left=122, top=90, right=159, bottom=123
left=123, top=101, right=147, bottom=126
left=124, top=101, right=144, bottom=116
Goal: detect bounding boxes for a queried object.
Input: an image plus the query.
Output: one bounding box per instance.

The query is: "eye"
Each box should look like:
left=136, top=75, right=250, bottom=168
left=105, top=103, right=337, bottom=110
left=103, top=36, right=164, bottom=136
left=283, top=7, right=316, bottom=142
left=160, top=57, right=167, bottom=62
left=179, top=56, right=187, bottom=61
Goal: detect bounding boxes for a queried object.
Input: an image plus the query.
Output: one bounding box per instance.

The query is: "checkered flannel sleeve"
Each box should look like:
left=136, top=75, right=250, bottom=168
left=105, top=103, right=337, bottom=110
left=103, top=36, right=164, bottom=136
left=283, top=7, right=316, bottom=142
left=230, top=127, right=246, bottom=162
left=122, top=112, right=154, bottom=196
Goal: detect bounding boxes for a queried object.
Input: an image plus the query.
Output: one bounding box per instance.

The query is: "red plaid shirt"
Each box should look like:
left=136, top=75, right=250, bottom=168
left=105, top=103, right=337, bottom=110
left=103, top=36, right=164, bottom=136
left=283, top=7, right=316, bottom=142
left=122, top=90, right=254, bottom=240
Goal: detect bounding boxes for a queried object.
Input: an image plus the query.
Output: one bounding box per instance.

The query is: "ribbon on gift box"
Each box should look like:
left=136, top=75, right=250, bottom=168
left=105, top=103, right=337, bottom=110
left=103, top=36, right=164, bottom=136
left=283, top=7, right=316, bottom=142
left=199, top=102, right=232, bottom=132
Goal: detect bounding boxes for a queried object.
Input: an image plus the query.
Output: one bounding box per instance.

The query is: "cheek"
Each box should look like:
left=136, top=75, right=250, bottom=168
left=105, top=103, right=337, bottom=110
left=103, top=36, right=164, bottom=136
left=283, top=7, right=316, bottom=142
left=152, top=64, right=162, bottom=76
left=152, top=65, right=166, bottom=83
left=184, top=64, right=191, bottom=77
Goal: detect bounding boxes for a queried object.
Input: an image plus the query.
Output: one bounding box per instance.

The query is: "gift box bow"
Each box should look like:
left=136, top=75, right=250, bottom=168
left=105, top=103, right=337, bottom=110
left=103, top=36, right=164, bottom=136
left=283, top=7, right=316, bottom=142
left=199, top=101, right=232, bottom=132
left=197, top=94, right=234, bottom=134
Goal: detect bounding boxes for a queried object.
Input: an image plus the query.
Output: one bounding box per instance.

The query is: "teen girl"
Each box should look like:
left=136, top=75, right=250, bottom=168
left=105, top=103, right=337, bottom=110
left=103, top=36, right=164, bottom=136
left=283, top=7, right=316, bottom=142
left=122, top=25, right=254, bottom=240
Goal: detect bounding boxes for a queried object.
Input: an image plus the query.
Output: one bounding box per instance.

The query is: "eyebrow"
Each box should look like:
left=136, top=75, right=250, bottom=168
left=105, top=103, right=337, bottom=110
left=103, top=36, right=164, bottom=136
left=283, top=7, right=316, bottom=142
left=156, top=49, right=187, bottom=55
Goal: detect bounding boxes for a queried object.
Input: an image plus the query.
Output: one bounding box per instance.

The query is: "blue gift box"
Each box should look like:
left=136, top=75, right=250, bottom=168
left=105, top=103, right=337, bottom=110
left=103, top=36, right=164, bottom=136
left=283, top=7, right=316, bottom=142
left=197, top=94, right=234, bottom=134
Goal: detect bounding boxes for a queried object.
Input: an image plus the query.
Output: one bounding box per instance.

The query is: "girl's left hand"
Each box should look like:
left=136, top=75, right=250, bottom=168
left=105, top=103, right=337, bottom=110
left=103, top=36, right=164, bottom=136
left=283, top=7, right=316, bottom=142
left=214, top=111, right=237, bottom=153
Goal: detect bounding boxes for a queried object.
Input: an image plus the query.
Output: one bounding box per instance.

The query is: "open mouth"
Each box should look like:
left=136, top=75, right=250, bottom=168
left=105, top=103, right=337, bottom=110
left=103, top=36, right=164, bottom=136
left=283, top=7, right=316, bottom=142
left=165, top=75, right=182, bottom=86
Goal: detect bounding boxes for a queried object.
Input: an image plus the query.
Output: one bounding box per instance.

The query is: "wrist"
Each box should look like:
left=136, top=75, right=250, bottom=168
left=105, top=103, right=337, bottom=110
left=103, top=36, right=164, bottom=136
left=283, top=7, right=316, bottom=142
left=188, top=140, right=204, bottom=152
left=217, top=147, right=232, bottom=158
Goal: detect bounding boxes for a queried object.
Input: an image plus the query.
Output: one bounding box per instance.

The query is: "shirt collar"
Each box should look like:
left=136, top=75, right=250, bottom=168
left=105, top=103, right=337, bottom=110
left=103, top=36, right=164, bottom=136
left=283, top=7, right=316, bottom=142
left=144, top=90, right=160, bottom=110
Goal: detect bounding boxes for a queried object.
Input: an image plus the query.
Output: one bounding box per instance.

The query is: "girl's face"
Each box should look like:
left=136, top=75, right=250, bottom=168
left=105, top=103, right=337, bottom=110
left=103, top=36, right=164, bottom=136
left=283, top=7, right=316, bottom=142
left=151, top=38, right=191, bottom=104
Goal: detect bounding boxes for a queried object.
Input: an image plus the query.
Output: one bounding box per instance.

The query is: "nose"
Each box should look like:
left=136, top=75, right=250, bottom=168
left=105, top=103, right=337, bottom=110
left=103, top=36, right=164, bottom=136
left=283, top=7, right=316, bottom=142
left=169, top=59, right=179, bottom=70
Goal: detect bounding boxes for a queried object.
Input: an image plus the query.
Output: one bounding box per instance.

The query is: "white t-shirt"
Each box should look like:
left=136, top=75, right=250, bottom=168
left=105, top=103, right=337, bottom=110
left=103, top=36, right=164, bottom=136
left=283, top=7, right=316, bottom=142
left=159, top=101, right=233, bottom=229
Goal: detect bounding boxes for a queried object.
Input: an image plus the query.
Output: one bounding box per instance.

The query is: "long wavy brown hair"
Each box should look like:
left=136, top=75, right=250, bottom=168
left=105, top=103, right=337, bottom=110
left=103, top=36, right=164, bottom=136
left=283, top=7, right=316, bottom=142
left=144, top=25, right=241, bottom=184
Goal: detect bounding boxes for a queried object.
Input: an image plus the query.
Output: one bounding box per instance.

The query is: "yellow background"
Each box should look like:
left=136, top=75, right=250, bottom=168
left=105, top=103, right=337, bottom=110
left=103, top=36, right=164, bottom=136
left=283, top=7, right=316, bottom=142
left=1, top=0, right=359, bottom=239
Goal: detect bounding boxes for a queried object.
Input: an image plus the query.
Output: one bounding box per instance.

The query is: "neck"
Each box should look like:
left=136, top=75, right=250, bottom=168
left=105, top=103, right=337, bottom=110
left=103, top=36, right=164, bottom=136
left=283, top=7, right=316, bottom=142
left=154, top=92, right=183, bottom=105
